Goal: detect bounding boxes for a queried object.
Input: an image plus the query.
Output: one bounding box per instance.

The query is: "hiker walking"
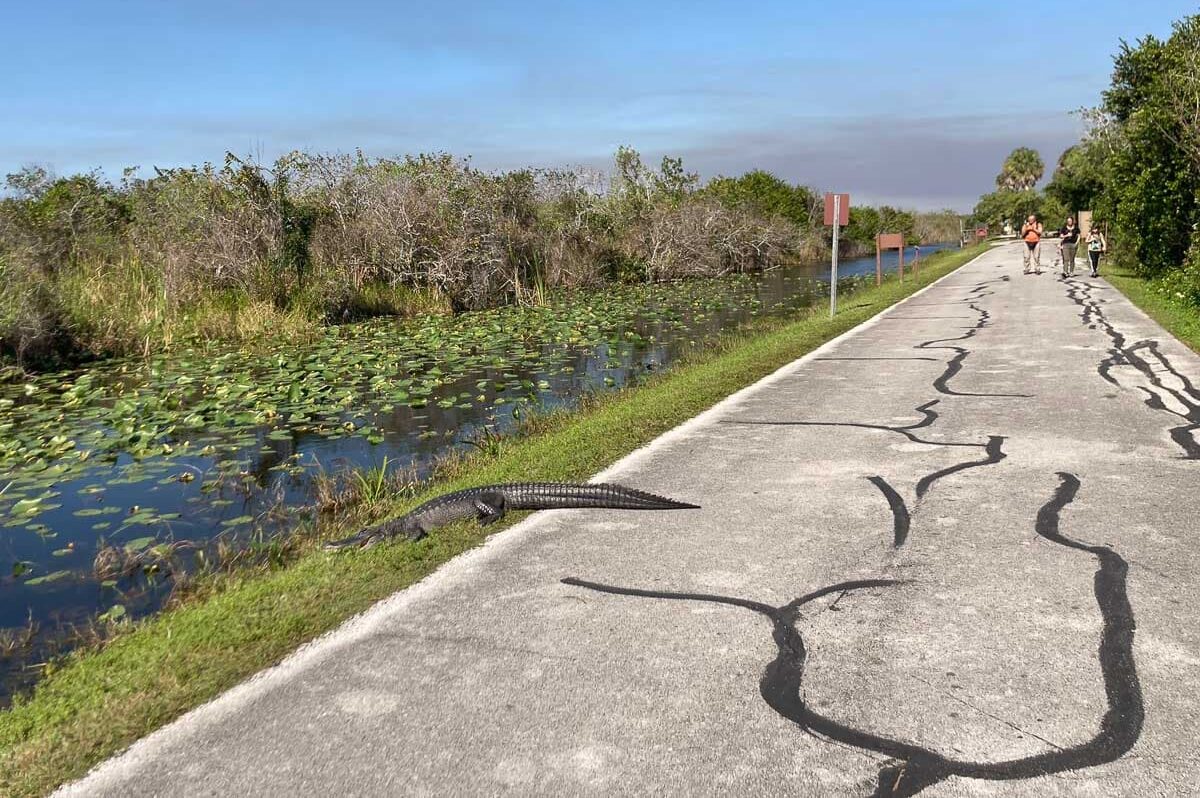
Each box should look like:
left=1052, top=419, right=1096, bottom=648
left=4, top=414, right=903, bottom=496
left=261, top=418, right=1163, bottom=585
left=1087, top=225, right=1107, bottom=277
left=1059, top=216, right=1081, bottom=276
left=1021, top=215, right=1043, bottom=274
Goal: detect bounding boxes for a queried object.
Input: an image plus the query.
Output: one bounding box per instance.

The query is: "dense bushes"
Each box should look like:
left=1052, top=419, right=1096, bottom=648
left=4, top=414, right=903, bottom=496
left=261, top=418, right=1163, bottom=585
left=1096, top=17, right=1200, bottom=285
left=1, top=146, right=960, bottom=367
left=844, top=206, right=917, bottom=252
left=703, top=171, right=960, bottom=255
left=702, top=171, right=822, bottom=231
left=971, top=184, right=1067, bottom=234
left=295, top=153, right=549, bottom=312
left=1039, top=13, right=1200, bottom=306
left=0, top=148, right=817, bottom=365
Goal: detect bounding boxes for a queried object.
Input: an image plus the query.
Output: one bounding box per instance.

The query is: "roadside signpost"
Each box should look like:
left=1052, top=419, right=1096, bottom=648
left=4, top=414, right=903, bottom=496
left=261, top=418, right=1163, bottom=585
left=875, top=232, right=904, bottom=285
left=824, top=193, right=849, bottom=317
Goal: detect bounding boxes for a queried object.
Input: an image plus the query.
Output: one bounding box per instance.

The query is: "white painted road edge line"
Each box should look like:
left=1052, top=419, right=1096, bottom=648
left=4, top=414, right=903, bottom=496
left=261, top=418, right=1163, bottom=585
left=54, top=249, right=992, bottom=796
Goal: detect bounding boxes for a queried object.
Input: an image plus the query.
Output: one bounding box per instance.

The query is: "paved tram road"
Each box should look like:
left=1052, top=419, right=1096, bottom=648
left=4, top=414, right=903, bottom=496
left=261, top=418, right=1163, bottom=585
left=59, top=243, right=1200, bottom=796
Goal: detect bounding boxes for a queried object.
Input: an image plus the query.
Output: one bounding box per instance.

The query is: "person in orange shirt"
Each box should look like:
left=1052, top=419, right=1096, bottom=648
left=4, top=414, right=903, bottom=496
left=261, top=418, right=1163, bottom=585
left=1020, top=214, right=1044, bottom=274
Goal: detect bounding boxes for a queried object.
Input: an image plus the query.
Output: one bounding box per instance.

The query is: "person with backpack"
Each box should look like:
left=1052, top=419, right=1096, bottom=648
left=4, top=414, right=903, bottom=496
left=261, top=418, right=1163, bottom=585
left=1058, top=216, right=1081, bottom=277
left=1021, top=214, right=1043, bottom=274
left=1087, top=225, right=1107, bottom=277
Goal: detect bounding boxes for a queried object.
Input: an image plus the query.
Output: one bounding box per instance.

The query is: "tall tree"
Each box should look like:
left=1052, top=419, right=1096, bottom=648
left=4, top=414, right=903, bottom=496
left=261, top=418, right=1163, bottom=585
left=995, top=147, right=1045, bottom=191
left=1101, top=19, right=1200, bottom=276
left=1046, top=143, right=1106, bottom=213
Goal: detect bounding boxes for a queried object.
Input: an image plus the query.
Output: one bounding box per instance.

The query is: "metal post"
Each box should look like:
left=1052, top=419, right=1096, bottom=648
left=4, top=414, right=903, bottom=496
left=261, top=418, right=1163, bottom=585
left=830, top=194, right=840, bottom=317
left=875, top=235, right=882, bottom=286
left=898, top=244, right=904, bottom=282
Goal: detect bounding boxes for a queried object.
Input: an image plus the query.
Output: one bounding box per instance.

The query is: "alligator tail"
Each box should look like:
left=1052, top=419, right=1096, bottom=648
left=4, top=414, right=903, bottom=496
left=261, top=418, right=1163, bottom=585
left=501, top=482, right=700, bottom=512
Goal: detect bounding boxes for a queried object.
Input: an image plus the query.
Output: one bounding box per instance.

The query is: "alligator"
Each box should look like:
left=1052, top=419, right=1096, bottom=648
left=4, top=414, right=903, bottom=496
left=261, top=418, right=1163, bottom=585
left=324, top=482, right=700, bottom=551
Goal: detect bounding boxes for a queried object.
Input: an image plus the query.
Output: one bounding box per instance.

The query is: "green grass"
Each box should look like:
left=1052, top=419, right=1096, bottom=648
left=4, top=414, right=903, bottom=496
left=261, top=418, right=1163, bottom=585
left=0, top=244, right=986, bottom=797
left=1104, top=262, right=1200, bottom=354
left=2, top=256, right=454, bottom=366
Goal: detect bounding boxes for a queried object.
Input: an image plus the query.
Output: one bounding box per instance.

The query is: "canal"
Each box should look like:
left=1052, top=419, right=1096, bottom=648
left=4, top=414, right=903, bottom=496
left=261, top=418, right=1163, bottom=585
left=0, top=242, right=953, bottom=699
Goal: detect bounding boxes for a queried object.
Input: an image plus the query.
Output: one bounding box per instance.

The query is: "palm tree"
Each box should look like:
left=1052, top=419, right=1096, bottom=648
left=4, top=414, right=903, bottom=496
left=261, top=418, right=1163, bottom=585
left=996, top=147, right=1045, bottom=191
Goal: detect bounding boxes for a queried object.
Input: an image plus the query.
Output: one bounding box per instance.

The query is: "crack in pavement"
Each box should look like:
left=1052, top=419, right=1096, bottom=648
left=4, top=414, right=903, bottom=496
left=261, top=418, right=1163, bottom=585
left=376, top=630, right=579, bottom=663
left=561, top=473, right=1142, bottom=797
left=723, top=402, right=1007, bottom=546
left=1065, top=278, right=1200, bottom=458
left=867, top=476, right=910, bottom=547
left=913, top=436, right=1006, bottom=502
left=726, top=278, right=1016, bottom=549
left=907, top=673, right=1066, bottom=752
left=724, top=399, right=978, bottom=449
left=915, top=299, right=1031, bottom=399
left=561, top=267, right=1143, bottom=795
left=815, top=357, right=940, bottom=362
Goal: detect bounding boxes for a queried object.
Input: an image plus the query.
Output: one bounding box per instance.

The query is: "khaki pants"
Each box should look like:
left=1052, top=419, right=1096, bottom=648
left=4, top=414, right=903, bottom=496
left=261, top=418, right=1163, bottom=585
left=1061, top=242, right=1077, bottom=275
left=1023, top=240, right=1042, bottom=271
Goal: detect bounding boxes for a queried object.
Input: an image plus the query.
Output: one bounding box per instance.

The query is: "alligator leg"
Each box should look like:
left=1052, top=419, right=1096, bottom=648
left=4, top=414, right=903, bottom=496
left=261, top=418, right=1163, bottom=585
left=326, top=516, right=408, bottom=550
left=474, top=491, right=507, bottom=526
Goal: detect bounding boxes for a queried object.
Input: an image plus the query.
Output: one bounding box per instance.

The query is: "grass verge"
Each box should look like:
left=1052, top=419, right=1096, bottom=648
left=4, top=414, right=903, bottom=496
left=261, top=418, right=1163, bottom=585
left=0, top=244, right=987, bottom=796
left=1104, top=262, right=1200, bottom=353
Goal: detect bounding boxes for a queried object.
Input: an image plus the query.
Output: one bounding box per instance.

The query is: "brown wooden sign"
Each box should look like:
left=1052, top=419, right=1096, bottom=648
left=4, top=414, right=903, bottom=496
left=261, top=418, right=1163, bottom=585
left=875, top=232, right=906, bottom=285
left=823, top=193, right=850, bottom=226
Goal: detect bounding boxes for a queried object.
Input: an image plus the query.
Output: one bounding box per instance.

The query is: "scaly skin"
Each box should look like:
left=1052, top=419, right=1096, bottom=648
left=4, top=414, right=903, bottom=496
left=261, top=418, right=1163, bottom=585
left=324, top=482, right=699, bottom=551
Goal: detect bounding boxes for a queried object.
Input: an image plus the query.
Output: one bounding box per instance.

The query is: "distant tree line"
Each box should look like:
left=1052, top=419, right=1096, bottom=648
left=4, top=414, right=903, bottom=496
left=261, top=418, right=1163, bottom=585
left=971, top=147, right=1066, bottom=235
left=973, top=12, right=1200, bottom=306
left=0, top=147, right=960, bottom=367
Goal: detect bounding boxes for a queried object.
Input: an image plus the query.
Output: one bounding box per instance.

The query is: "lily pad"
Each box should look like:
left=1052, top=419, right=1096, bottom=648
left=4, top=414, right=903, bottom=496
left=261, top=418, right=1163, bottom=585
left=26, top=569, right=71, bottom=586
left=124, top=536, right=158, bottom=552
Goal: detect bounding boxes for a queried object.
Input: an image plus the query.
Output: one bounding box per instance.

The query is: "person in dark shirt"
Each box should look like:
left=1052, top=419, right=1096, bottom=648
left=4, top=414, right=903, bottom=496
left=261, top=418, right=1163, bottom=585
left=1058, top=216, right=1081, bottom=277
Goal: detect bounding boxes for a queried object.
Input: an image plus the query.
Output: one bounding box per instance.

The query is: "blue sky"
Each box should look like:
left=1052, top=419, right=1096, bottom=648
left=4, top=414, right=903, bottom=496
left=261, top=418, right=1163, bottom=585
left=1, top=1, right=1193, bottom=209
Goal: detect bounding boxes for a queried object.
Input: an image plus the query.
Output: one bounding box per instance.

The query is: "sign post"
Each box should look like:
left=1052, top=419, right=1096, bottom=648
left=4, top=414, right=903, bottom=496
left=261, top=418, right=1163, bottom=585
left=824, top=193, right=849, bottom=317
left=875, top=233, right=904, bottom=285
left=830, top=195, right=840, bottom=317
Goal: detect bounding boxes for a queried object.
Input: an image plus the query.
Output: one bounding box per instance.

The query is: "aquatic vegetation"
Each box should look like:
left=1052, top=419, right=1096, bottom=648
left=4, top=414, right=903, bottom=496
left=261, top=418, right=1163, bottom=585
left=0, top=248, right=937, bottom=699
left=0, top=243, right=984, bottom=798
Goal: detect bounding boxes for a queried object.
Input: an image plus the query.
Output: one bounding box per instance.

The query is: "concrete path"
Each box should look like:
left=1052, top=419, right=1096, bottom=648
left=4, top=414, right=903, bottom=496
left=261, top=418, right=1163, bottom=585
left=60, top=243, right=1200, bottom=797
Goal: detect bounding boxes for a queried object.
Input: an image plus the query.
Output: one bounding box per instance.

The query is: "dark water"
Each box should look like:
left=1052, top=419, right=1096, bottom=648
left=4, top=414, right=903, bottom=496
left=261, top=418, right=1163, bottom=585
left=0, top=243, right=953, bottom=698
